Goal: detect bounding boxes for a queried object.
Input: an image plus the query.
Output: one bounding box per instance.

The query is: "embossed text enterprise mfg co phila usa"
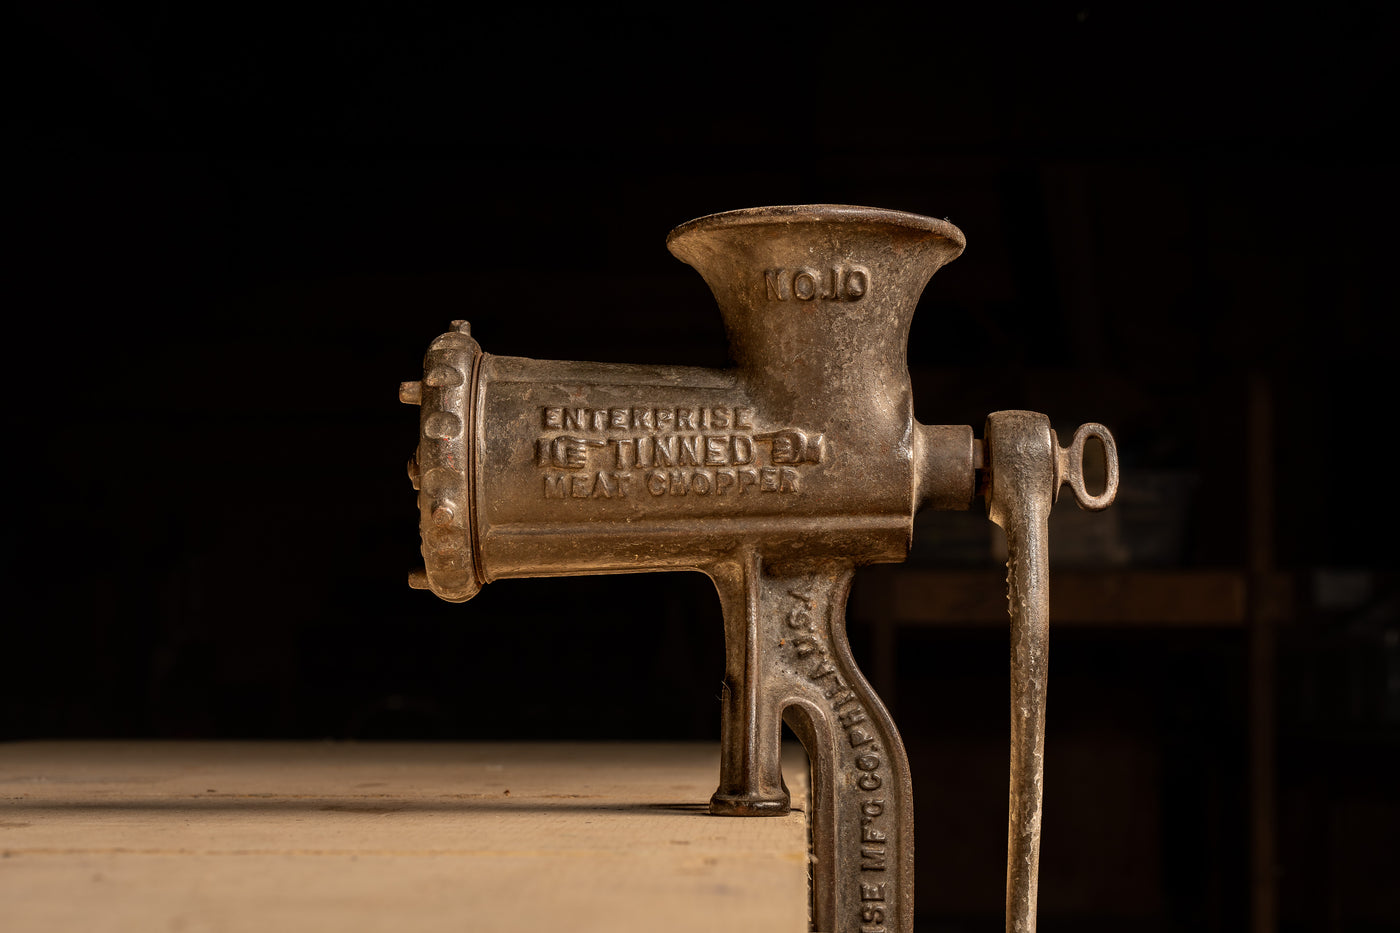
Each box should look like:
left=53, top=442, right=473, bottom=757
left=400, top=205, right=1119, bottom=933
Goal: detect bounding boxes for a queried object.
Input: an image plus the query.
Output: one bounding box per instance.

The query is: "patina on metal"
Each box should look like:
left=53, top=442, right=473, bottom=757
left=986, top=413, right=1118, bottom=933
left=400, top=205, right=1119, bottom=933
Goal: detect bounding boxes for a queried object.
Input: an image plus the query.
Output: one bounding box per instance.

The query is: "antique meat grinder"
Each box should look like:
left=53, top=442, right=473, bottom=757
left=399, top=205, right=1118, bottom=933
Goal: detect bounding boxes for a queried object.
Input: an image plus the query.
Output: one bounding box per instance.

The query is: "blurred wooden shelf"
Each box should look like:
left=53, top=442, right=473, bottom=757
left=853, top=568, right=1293, bottom=627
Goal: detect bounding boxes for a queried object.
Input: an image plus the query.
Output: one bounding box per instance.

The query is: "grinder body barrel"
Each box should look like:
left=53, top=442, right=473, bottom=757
left=476, top=355, right=943, bottom=579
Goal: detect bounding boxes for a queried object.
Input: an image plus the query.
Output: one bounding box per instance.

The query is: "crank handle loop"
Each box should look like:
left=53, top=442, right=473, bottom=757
left=1054, top=422, right=1119, bottom=511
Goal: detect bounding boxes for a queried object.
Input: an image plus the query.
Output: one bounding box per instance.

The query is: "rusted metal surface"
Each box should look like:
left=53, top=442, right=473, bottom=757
left=986, top=413, right=1119, bottom=933
left=401, top=205, right=1119, bottom=933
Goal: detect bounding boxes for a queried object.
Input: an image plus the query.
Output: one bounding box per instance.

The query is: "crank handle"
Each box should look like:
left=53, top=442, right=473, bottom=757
left=983, top=412, right=1118, bottom=933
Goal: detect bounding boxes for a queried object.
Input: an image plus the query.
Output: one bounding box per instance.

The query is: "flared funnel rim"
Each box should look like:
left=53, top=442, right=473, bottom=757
left=666, top=204, right=966, bottom=253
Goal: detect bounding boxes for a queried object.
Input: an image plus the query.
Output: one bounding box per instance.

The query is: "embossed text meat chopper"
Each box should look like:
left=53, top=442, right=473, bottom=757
left=400, top=206, right=1119, bottom=933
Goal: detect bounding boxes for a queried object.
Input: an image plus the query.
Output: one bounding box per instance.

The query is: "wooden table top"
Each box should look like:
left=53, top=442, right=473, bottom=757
left=0, top=741, right=810, bottom=932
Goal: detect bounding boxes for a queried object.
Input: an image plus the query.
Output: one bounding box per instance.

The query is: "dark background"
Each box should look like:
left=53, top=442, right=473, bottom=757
left=8, top=5, right=1396, bottom=931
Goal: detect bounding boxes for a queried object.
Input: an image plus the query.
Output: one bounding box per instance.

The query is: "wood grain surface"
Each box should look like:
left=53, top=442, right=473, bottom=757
left=0, top=742, right=810, bottom=932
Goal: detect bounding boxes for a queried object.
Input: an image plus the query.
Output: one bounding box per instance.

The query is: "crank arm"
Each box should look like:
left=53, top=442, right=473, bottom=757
left=984, top=412, right=1118, bottom=933
left=707, top=551, right=913, bottom=933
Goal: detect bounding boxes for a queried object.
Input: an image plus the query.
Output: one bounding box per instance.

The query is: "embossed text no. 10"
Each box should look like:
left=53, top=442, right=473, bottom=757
left=765, top=265, right=870, bottom=302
